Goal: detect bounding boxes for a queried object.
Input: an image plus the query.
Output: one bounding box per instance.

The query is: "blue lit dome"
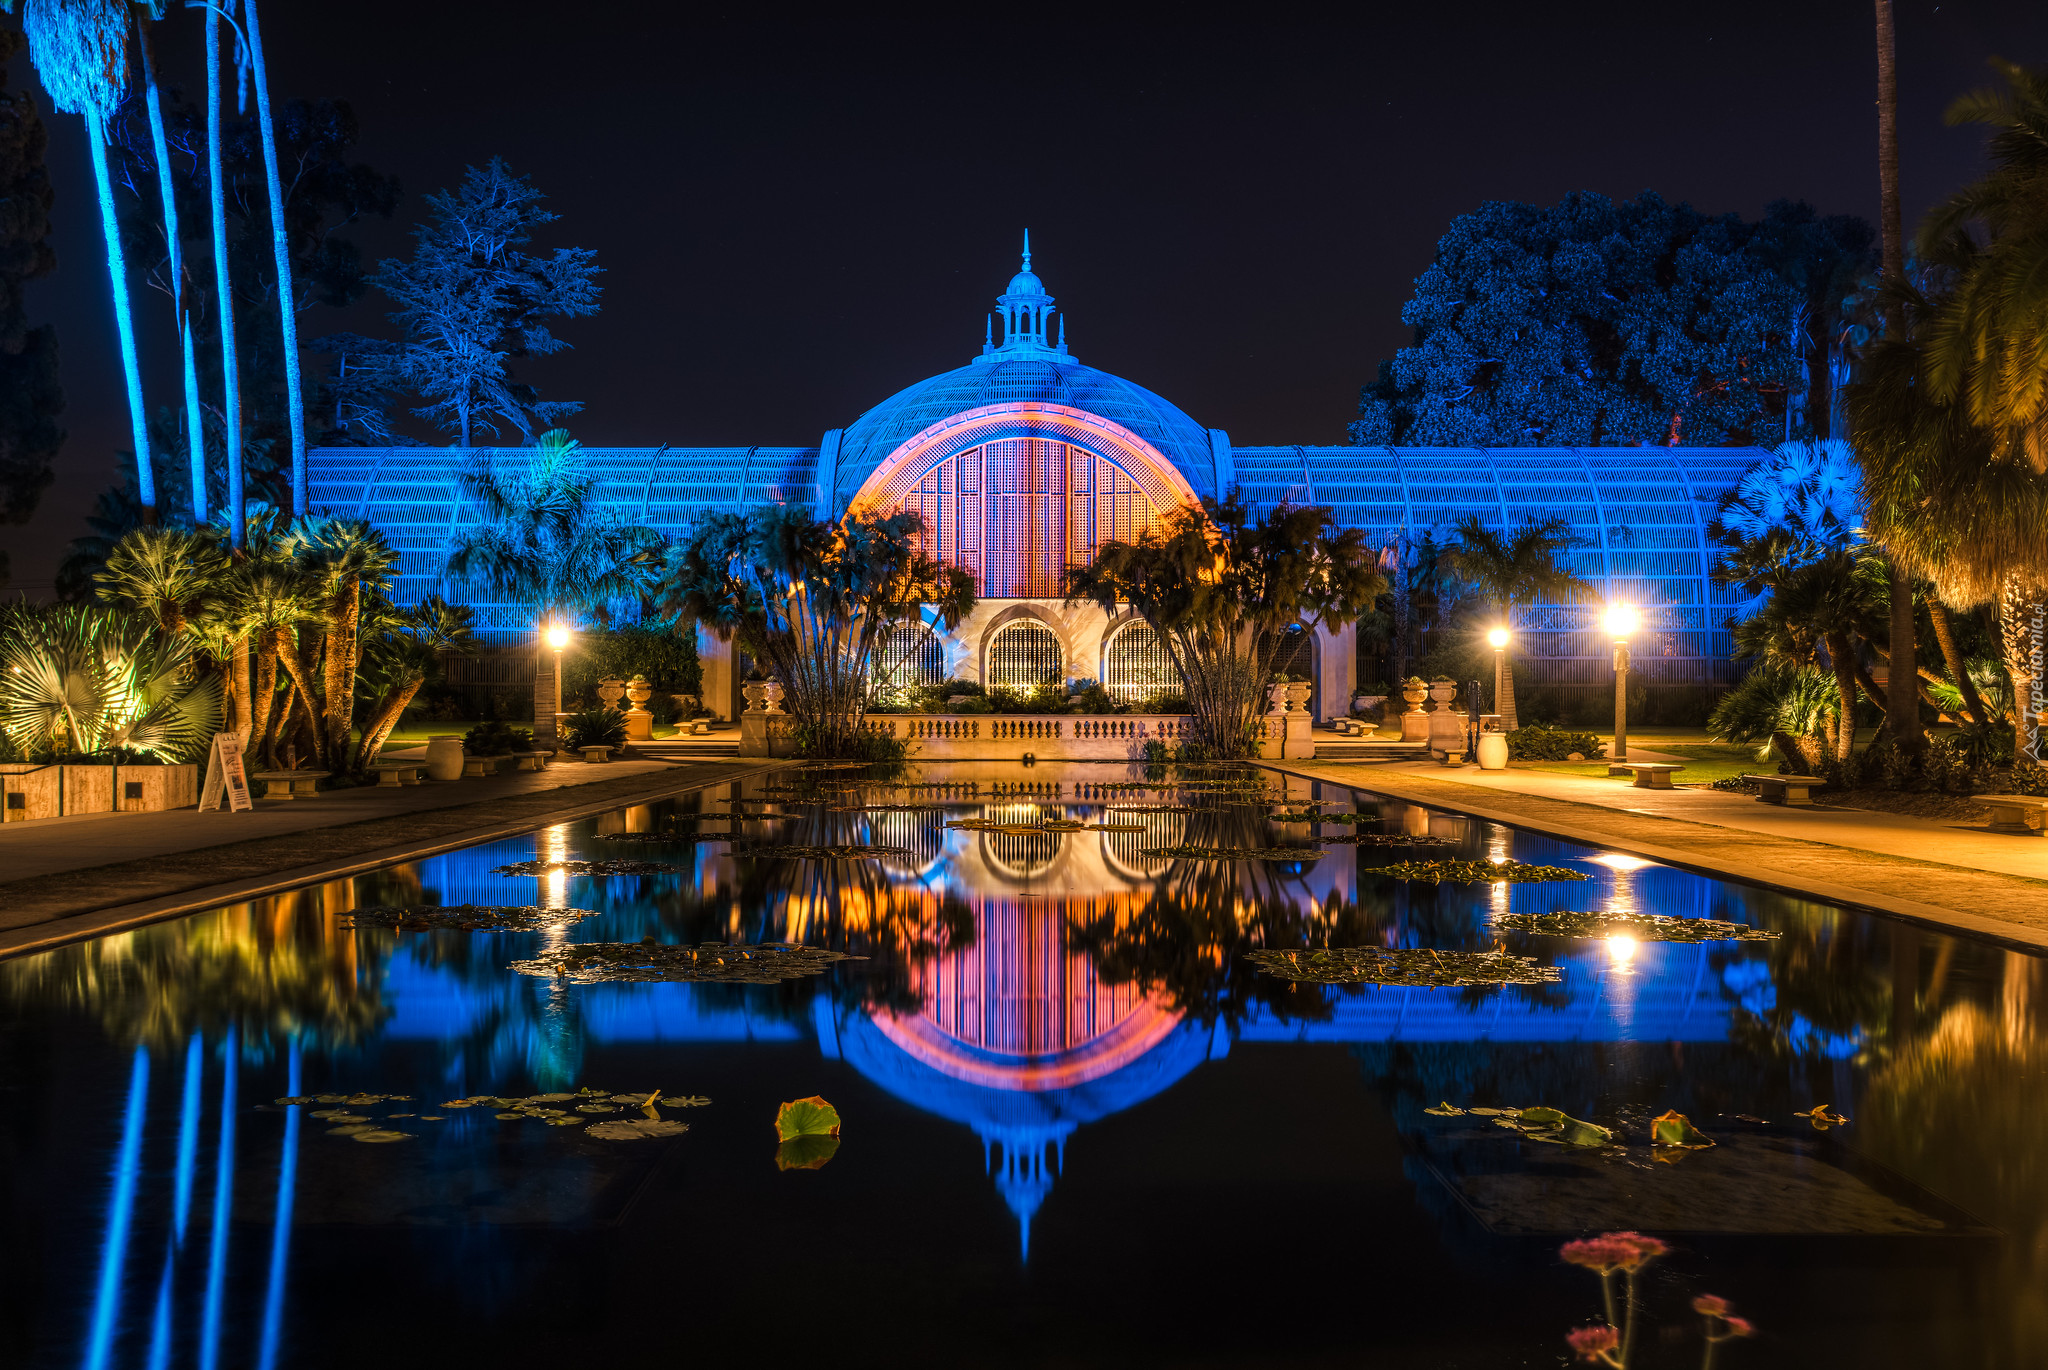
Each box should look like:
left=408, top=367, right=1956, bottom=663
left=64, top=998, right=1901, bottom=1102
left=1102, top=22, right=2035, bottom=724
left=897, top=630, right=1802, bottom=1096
left=1006, top=268, right=1047, bottom=297
left=834, top=355, right=1215, bottom=504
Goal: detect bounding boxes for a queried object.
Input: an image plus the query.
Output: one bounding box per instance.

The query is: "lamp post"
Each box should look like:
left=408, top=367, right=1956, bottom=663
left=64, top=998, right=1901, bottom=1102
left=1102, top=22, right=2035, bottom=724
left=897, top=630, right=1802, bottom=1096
left=1606, top=605, right=1637, bottom=768
left=544, top=621, right=570, bottom=749
left=1487, top=627, right=1512, bottom=731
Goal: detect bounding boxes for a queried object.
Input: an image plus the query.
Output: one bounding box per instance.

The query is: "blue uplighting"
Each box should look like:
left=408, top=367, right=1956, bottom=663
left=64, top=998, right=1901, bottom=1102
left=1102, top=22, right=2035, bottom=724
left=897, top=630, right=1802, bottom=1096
left=82, top=1047, right=149, bottom=1370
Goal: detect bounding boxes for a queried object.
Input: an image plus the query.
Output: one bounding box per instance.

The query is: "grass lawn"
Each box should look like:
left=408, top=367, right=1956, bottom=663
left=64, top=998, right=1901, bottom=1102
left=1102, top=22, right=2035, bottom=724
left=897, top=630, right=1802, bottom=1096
left=1513, top=741, right=1762, bottom=787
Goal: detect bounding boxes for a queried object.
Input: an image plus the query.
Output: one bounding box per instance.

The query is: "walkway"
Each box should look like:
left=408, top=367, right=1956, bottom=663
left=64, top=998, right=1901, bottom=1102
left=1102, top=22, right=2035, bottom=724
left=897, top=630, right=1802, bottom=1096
left=0, top=753, right=778, bottom=958
left=1276, top=755, right=2048, bottom=950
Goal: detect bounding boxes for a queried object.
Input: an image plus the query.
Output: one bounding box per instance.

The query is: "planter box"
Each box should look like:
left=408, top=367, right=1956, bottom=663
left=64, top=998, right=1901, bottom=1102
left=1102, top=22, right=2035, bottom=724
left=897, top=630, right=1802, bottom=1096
left=0, top=763, right=199, bottom=822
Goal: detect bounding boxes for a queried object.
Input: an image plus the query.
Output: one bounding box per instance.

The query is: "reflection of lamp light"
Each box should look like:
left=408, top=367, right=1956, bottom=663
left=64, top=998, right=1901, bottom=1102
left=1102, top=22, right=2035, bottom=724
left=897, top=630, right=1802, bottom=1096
left=1605, top=605, right=1635, bottom=763
left=1606, top=933, right=1637, bottom=967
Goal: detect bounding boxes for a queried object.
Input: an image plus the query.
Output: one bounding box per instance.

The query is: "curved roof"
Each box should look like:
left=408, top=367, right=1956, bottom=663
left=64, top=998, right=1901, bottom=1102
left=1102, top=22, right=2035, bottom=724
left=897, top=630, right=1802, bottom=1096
left=834, top=357, right=1215, bottom=505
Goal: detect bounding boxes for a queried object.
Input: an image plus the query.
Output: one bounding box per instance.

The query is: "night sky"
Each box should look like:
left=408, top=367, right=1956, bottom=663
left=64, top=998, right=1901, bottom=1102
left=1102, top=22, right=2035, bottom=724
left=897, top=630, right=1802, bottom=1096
left=6, top=0, right=2047, bottom=588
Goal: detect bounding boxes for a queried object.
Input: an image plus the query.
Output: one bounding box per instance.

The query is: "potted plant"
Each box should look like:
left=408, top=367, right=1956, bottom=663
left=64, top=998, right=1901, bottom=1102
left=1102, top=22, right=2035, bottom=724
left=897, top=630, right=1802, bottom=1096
left=1400, top=677, right=1429, bottom=712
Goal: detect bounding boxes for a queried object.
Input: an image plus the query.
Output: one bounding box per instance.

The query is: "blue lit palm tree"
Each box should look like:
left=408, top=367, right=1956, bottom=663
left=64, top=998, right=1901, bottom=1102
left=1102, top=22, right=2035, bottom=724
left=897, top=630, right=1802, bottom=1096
left=20, top=0, right=157, bottom=519
left=135, top=2, right=208, bottom=522
left=200, top=0, right=245, bottom=543
left=240, top=0, right=307, bottom=516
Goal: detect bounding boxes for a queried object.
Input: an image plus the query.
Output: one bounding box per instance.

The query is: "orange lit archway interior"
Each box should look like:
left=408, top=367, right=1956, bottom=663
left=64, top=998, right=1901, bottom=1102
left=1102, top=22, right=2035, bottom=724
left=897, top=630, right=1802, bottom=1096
left=847, top=402, right=1200, bottom=597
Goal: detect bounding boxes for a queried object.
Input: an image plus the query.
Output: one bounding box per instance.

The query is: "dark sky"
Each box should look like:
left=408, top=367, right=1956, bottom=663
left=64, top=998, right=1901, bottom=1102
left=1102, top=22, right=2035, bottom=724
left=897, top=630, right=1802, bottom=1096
left=7, top=0, right=2047, bottom=589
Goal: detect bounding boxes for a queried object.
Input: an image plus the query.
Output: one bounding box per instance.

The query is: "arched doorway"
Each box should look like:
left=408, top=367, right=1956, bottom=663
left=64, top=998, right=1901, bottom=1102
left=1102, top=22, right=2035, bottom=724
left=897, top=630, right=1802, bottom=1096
left=986, top=619, right=1065, bottom=690
left=1102, top=621, right=1178, bottom=702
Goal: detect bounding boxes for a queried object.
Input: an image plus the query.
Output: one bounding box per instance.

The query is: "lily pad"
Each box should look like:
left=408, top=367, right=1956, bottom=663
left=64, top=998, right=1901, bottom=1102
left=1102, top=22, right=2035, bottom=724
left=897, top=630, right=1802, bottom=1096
left=1244, top=947, right=1562, bottom=988
left=274, top=1096, right=318, bottom=1106
left=586, top=1119, right=690, bottom=1141
left=659, top=1096, right=711, bottom=1107
left=1494, top=909, right=1779, bottom=942
left=1374, top=859, right=1592, bottom=884
left=574, top=1104, right=617, bottom=1114
left=352, top=1130, right=414, bottom=1143
left=725, top=843, right=915, bottom=862
left=1423, top=1101, right=1467, bottom=1117
left=495, top=1111, right=527, bottom=1120
left=491, top=859, right=690, bottom=877
left=510, top=941, right=866, bottom=985
left=775, top=1096, right=841, bottom=1142
left=1315, top=833, right=1457, bottom=848
left=1137, top=845, right=1326, bottom=862
left=326, top=1123, right=379, bottom=1136
left=342, top=904, right=604, bottom=932
left=1649, top=1109, right=1716, bottom=1149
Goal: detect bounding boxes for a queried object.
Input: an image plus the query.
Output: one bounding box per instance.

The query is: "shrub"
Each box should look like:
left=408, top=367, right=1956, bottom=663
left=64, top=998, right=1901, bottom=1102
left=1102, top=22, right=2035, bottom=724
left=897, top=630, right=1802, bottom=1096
left=795, top=722, right=911, bottom=763
left=1506, top=724, right=1606, bottom=761
left=562, top=622, right=702, bottom=708
left=561, top=708, right=627, bottom=751
left=464, top=720, right=533, bottom=755
left=1137, top=690, right=1190, bottom=714
left=1071, top=681, right=1122, bottom=715
left=989, top=684, right=1066, bottom=714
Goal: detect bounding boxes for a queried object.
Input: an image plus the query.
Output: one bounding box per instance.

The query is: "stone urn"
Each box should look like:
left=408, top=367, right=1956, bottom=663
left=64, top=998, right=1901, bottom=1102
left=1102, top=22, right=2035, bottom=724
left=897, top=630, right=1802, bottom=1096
left=1267, top=683, right=1291, bottom=714
left=1428, top=678, right=1458, bottom=710
left=741, top=680, right=770, bottom=714
left=761, top=680, right=786, bottom=715
left=1284, top=682, right=1312, bottom=713
left=1401, top=681, right=1429, bottom=714
left=597, top=677, right=627, bottom=710
left=623, top=674, right=655, bottom=742
left=425, top=735, right=466, bottom=782
left=1476, top=732, right=1509, bottom=771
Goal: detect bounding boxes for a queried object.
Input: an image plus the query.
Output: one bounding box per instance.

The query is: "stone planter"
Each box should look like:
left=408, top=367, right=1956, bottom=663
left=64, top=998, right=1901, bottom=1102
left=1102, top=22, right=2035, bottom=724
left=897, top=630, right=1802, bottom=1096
left=623, top=675, right=655, bottom=742
left=1267, top=684, right=1291, bottom=715
left=1428, top=679, right=1458, bottom=709
left=742, top=681, right=770, bottom=714
left=1401, top=684, right=1428, bottom=713
left=425, top=736, right=467, bottom=781
left=762, top=681, right=786, bottom=715
left=1284, top=682, right=1312, bottom=713
left=1477, top=733, right=1509, bottom=770
left=597, top=677, right=627, bottom=710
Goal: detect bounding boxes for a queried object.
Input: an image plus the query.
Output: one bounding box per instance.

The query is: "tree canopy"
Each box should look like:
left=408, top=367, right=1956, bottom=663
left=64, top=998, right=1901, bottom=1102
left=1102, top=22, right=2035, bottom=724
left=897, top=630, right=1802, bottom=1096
left=0, top=28, right=63, bottom=577
left=1354, top=193, right=1871, bottom=449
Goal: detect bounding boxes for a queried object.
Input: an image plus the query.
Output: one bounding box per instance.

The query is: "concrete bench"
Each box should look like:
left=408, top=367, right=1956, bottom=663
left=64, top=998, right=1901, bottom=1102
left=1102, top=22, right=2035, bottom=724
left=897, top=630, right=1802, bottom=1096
left=1613, top=762, right=1685, bottom=790
left=510, top=751, right=551, bottom=772
left=689, top=720, right=711, bottom=735
left=461, top=756, right=498, bottom=778
left=1973, top=793, right=2048, bottom=835
left=1744, top=774, right=1823, bottom=806
left=1433, top=747, right=1468, bottom=766
left=251, top=770, right=329, bottom=800
left=369, top=763, right=424, bottom=788
left=579, top=746, right=614, bottom=763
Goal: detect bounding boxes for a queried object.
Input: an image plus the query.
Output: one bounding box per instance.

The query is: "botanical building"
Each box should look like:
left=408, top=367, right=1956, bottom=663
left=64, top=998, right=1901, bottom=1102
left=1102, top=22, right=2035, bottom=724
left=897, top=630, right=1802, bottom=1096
left=307, top=241, right=1772, bottom=718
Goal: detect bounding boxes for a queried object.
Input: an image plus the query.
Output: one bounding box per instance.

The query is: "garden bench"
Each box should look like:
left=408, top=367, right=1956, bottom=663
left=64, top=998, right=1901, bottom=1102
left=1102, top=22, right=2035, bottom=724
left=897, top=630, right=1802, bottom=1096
left=511, top=751, right=551, bottom=772
left=579, top=746, right=614, bottom=763
left=1613, top=762, right=1685, bottom=790
left=1434, top=747, right=1468, bottom=766
left=461, top=757, right=498, bottom=778
left=251, top=770, right=329, bottom=800
left=1972, top=793, right=2048, bottom=835
left=689, top=720, right=710, bottom=735
left=369, top=763, right=424, bottom=788
left=1744, top=774, right=1823, bottom=807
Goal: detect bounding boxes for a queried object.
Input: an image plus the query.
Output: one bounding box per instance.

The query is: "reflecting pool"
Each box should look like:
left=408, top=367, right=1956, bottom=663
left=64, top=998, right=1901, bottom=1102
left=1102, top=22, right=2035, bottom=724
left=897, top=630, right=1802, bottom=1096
left=0, top=761, right=2039, bottom=1368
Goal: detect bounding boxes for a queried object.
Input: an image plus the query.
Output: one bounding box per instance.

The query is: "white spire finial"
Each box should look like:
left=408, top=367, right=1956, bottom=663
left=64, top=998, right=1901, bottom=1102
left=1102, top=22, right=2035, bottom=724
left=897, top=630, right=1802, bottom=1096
left=1022, top=228, right=1031, bottom=271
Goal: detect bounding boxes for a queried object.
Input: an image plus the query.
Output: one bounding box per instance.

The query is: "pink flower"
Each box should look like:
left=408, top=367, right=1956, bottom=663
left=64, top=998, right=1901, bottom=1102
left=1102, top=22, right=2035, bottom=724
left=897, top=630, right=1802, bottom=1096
left=1721, top=1316, right=1756, bottom=1338
left=1692, top=1294, right=1731, bottom=1316
left=1565, top=1325, right=1621, bottom=1362
left=1561, top=1230, right=1669, bottom=1273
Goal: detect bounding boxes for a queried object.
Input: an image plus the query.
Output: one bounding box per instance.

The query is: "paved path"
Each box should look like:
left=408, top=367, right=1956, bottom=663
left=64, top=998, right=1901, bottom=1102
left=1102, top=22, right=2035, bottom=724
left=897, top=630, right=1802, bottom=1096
left=0, top=754, right=778, bottom=958
left=1275, top=757, right=2048, bottom=950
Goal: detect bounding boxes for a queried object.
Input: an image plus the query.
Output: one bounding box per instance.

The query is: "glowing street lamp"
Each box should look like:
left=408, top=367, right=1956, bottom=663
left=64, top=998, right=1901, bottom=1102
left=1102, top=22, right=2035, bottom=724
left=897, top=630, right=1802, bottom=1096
left=1606, top=605, right=1637, bottom=766
left=1487, top=627, right=1514, bottom=731
left=543, top=621, right=571, bottom=745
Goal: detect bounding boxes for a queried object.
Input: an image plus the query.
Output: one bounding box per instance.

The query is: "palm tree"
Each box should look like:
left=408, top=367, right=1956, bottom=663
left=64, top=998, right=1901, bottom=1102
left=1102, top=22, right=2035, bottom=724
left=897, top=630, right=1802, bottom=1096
left=297, top=518, right=398, bottom=767
left=204, top=547, right=315, bottom=766
left=201, top=0, right=244, bottom=543
left=350, top=595, right=473, bottom=769
left=443, top=430, right=665, bottom=624
left=91, top=524, right=231, bottom=636
left=135, top=4, right=207, bottom=523
left=20, top=0, right=156, bottom=519
left=239, top=0, right=306, bottom=517
left=1873, top=0, right=1923, bottom=756
left=1437, top=515, right=1590, bottom=730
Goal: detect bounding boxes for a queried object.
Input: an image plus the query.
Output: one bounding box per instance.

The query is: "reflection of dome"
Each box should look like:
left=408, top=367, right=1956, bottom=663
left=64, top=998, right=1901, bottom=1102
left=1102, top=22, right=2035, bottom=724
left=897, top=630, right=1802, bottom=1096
left=834, top=358, right=1213, bottom=506
left=819, top=894, right=1214, bottom=1260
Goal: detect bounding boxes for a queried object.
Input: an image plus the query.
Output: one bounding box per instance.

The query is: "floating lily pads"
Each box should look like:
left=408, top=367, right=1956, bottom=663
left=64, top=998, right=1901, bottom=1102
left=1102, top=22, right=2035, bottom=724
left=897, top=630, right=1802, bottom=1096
left=1105, top=804, right=1192, bottom=815
left=509, top=941, right=867, bottom=984
left=1244, top=947, right=1562, bottom=987
left=1272, top=810, right=1378, bottom=825
left=1088, top=823, right=1149, bottom=832
left=1137, top=845, right=1325, bottom=862
left=1315, top=833, right=1457, bottom=847
left=490, top=859, right=691, bottom=876
left=342, top=904, right=605, bottom=932
left=587, top=1118, right=690, bottom=1141
left=945, top=819, right=1082, bottom=835
left=1374, top=859, right=1592, bottom=884
left=352, top=1130, right=414, bottom=1143
left=660, top=1095, right=711, bottom=1108
left=726, top=843, right=914, bottom=861
left=1649, top=1109, right=1715, bottom=1149
left=828, top=803, right=953, bottom=813
left=774, top=1096, right=842, bottom=1171
left=1498, top=1106, right=1616, bottom=1148
left=1794, top=1104, right=1850, bottom=1130
left=1493, top=909, right=1780, bottom=942
left=592, top=830, right=728, bottom=844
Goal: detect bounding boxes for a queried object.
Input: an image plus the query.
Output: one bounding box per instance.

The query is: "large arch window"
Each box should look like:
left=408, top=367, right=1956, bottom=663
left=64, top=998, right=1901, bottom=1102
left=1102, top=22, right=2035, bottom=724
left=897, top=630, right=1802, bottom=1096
left=899, top=438, right=1161, bottom=598
left=1270, top=624, right=1313, bottom=681
left=1103, top=621, right=1178, bottom=702
left=874, top=622, right=944, bottom=691
left=986, top=620, right=1065, bottom=689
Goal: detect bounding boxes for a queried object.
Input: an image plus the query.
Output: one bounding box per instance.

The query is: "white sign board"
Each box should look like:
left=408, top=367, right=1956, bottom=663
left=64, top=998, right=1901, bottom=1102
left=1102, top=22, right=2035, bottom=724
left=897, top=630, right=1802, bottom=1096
left=199, top=732, right=254, bottom=812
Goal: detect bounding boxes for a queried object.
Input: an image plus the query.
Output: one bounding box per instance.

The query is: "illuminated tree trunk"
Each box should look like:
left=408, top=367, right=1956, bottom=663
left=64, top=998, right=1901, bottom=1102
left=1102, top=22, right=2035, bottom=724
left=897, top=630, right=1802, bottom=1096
left=84, top=106, right=155, bottom=519
left=2000, top=577, right=2045, bottom=764
left=1874, top=0, right=1923, bottom=758
left=241, top=0, right=308, bottom=517
left=205, top=1, right=244, bottom=544
left=1928, top=599, right=1990, bottom=727
left=140, top=21, right=207, bottom=523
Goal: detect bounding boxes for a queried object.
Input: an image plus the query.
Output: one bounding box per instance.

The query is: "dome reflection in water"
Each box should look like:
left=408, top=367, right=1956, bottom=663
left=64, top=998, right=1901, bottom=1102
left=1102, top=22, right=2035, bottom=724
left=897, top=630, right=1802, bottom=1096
left=0, top=762, right=2033, bottom=1368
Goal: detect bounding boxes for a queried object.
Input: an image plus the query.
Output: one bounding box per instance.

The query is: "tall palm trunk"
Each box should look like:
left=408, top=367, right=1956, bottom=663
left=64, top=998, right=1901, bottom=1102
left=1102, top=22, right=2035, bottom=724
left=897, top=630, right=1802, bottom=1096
left=1927, top=600, right=1990, bottom=727
left=274, top=626, right=330, bottom=768
left=84, top=105, right=155, bottom=520
left=139, top=21, right=206, bottom=523
left=247, top=627, right=280, bottom=764
left=1825, top=632, right=1860, bottom=762
left=353, top=676, right=425, bottom=771
left=320, top=582, right=362, bottom=761
left=2000, top=576, right=2044, bottom=763
left=241, top=0, right=307, bottom=517
left=1874, top=0, right=1922, bottom=757
left=204, top=1, right=244, bottom=545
